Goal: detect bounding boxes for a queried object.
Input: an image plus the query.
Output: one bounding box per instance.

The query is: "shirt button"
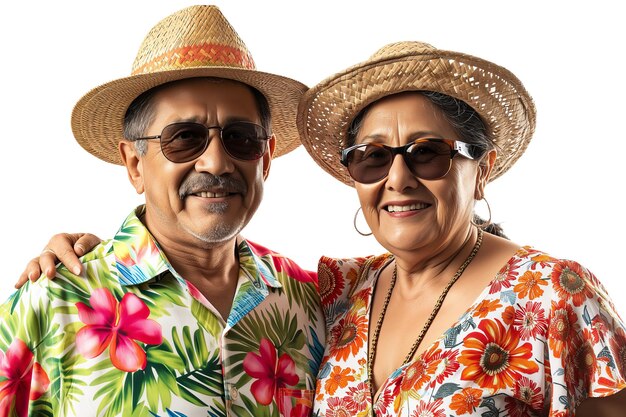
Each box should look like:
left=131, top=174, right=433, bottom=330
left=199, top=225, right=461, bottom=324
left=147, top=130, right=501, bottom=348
left=229, top=386, right=238, bottom=400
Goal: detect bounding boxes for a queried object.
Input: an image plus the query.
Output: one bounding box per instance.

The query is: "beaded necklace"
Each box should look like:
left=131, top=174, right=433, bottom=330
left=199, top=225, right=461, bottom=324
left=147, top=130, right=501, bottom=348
left=367, top=229, right=484, bottom=403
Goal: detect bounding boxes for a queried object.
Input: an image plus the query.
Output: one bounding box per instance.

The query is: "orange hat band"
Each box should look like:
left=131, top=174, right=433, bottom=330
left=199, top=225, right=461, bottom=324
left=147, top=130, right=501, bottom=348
left=132, top=42, right=256, bottom=75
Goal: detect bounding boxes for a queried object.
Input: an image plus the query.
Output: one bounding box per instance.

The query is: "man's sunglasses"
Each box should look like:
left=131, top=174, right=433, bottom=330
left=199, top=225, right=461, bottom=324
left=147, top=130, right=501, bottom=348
left=136, top=121, right=271, bottom=163
left=340, top=138, right=476, bottom=184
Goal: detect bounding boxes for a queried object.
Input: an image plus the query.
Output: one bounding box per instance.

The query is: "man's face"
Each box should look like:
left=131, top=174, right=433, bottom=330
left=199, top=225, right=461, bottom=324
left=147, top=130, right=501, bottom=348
left=122, top=78, right=274, bottom=249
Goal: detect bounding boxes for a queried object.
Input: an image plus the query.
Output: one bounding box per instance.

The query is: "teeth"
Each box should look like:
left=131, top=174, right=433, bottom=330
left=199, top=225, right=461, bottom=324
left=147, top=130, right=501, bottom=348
left=387, top=203, right=428, bottom=212
left=196, top=192, right=229, bottom=198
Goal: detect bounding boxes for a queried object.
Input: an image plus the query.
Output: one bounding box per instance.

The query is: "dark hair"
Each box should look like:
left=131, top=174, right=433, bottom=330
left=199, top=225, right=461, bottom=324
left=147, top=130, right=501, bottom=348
left=123, top=77, right=272, bottom=155
left=347, top=91, right=507, bottom=238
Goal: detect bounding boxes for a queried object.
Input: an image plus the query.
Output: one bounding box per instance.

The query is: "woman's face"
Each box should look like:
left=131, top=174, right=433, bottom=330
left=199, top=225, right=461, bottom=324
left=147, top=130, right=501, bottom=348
left=353, top=92, right=490, bottom=255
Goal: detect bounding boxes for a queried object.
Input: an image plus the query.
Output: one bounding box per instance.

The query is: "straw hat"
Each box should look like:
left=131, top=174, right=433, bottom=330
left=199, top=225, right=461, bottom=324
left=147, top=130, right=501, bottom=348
left=297, top=41, right=536, bottom=186
left=72, top=5, right=306, bottom=165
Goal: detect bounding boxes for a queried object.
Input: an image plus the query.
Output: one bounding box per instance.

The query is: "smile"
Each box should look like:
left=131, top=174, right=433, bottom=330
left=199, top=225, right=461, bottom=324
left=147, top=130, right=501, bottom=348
left=191, top=191, right=232, bottom=198
left=385, top=203, right=430, bottom=213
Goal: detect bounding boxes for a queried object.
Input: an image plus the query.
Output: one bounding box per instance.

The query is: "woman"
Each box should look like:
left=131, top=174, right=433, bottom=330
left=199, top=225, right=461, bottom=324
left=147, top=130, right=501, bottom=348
left=19, top=42, right=626, bottom=416
left=295, top=41, right=626, bottom=416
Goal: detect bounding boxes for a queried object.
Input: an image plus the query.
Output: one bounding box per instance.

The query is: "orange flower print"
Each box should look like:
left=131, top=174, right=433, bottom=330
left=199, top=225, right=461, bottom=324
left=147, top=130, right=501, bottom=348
left=474, top=299, right=502, bottom=318
left=318, top=259, right=345, bottom=306
left=449, top=387, right=483, bottom=415
left=566, top=329, right=597, bottom=387
left=513, top=271, right=547, bottom=300
left=609, top=326, right=626, bottom=377
left=529, top=253, right=557, bottom=270
left=325, top=396, right=357, bottom=417
left=328, top=312, right=367, bottom=361
left=489, top=258, right=521, bottom=294
left=551, top=261, right=594, bottom=307
left=502, top=305, right=516, bottom=325
left=504, top=376, right=543, bottom=416
left=369, top=254, right=392, bottom=271
left=324, top=366, right=355, bottom=395
left=401, top=345, right=455, bottom=392
left=513, top=301, right=548, bottom=340
left=459, top=318, right=538, bottom=391
left=401, top=359, right=430, bottom=392
left=410, top=398, right=445, bottom=417
left=548, top=299, right=580, bottom=358
left=590, top=314, right=610, bottom=344
left=429, top=348, right=460, bottom=387
left=595, top=367, right=625, bottom=396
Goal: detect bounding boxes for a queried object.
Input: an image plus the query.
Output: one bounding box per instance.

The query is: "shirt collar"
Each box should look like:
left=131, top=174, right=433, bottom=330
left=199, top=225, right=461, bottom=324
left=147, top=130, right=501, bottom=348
left=112, top=206, right=282, bottom=290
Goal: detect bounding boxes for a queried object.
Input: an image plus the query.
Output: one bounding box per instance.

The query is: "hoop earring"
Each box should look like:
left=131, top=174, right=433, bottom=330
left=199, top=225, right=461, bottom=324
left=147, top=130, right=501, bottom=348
left=471, top=197, right=492, bottom=229
left=354, top=207, right=373, bottom=236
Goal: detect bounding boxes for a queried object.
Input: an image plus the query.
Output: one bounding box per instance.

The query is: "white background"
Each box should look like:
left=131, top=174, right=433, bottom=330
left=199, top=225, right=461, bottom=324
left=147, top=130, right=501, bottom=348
left=1, top=1, right=624, bottom=317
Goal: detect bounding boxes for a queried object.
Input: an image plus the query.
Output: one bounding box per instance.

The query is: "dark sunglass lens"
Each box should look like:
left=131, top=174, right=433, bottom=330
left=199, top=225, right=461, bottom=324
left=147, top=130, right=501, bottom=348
left=160, top=123, right=208, bottom=163
left=406, top=140, right=452, bottom=180
left=221, top=123, right=267, bottom=160
left=347, top=144, right=392, bottom=183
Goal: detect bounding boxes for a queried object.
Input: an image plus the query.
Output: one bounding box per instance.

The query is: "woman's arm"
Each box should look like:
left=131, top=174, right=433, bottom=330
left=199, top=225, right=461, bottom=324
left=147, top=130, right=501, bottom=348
left=576, top=388, right=626, bottom=416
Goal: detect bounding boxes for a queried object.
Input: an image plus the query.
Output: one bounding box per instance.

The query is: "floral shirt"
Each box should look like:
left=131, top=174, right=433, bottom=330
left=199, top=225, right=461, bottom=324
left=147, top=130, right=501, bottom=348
left=0, top=206, right=324, bottom=417
left=314, top=247, right=626, bottom=417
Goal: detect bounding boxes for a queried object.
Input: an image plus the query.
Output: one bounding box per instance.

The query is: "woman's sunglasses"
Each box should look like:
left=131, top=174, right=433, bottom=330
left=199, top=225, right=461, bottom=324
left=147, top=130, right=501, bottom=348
left=340, top=138, right=476, bottom=184
left=136, top=121, right=271, bottom=163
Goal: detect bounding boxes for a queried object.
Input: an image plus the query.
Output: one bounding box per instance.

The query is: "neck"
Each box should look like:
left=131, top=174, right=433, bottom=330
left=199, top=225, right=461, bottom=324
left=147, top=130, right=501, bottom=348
left=142, top=211, right=240, bottom=288
left=393, top=225, right=479, bottom=295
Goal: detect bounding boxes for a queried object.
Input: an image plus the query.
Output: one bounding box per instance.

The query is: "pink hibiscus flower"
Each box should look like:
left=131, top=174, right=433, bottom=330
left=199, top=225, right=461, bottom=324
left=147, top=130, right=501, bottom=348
left=75, top=288, right=162, bottom=372
left=0, top=338, right=50, bottom=417
left=243, top=338, right=299, bottom=405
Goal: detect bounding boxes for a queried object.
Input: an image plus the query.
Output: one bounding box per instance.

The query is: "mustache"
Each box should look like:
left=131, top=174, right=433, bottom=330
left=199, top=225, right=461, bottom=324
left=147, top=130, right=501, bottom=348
left=178, top=174, right=247, bottom=199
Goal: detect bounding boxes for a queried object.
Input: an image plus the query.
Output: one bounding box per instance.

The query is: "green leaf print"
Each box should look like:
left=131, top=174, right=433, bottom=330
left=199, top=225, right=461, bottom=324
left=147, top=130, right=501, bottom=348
left=135, top=274, right=187, bottom=317
left=191, top=298, right=223, bottom=338
left=277, top=271, right=321, bottom=324
left=171, top=326, right=224, bottom=406
left=47, top=351, right=88, bottom=415
left=232, top=393, right=278, bottom=417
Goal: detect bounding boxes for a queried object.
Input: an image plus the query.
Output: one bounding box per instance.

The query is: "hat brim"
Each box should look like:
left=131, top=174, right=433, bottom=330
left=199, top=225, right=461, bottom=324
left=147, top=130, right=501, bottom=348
left=297, top=48, right=536, bottom=186
left=72, top=66, right=307, bottom=165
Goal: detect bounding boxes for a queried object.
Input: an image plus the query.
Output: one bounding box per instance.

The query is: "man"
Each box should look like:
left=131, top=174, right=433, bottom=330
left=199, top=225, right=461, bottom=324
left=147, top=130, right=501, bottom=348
left=0, top=6, right=323, bottom=416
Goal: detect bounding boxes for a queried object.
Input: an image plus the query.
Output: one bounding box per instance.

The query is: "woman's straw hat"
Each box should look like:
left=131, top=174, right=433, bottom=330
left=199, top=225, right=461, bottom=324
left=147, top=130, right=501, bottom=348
left=72, top=5, right=306, bottom=165
left=297, top=41, right=536, bottom=186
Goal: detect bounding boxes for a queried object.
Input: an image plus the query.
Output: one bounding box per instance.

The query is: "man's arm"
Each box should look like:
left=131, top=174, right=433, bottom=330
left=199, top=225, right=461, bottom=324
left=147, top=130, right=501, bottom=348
left=16, top=233, right=102, bottom=288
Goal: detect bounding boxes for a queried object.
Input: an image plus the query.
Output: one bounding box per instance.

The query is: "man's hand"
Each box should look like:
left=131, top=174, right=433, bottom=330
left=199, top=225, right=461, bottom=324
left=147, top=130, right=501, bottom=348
left=15, top=233, right=103, bottom=288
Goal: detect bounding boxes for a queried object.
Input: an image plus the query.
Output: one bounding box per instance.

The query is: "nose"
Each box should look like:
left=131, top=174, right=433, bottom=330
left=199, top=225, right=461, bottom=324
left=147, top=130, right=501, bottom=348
left=193, top=130, right=235, bottom=175
left=385, top=154, right=419, bottom=192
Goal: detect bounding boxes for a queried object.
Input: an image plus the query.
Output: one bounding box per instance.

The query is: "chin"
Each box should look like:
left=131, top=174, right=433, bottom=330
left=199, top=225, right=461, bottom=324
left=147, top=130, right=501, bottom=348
left=377, top=229, right=433, bottom=252
left=185, top=222, right=242, bottom=246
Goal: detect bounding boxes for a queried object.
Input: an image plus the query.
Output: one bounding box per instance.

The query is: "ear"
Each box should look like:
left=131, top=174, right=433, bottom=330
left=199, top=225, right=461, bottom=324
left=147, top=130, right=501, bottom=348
left=474, top=149, right=496, bottom=200
left=262, top=135, right=276, bottom=180
left=119, top=140, right=145, bottom=194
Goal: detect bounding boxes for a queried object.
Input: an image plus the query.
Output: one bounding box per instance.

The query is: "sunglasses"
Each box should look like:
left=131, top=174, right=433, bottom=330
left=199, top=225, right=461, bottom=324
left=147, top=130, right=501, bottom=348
left=340, top=138, right=476, bottom=184
left=136, top=121, right=271, bottom=163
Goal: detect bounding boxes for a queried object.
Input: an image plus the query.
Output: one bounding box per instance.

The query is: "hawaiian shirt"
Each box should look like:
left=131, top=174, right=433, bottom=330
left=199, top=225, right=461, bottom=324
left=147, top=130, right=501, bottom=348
left=314, top=247, right=626, bottom=417
left=0, top=206, right=324, bottom=417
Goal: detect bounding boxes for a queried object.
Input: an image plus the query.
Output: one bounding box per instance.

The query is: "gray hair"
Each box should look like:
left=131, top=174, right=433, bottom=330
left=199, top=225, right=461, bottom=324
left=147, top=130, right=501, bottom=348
left=123, top=77, right=272, bottom=156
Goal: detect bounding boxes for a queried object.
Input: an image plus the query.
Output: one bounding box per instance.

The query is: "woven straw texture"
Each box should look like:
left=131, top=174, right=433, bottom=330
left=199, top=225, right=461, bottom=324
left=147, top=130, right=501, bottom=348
left=72, top=5, right=306, bottom=165
left=297, top=41, right=536, bottom=186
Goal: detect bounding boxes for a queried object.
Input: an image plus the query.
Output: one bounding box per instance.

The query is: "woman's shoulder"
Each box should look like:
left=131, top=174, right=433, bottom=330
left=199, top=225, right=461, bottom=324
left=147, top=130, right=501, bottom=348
left=503, top=246, right=621, bottom=318
left=317, top=252, right=392, bottom=310
left=318, top=252, right=393, bottom=273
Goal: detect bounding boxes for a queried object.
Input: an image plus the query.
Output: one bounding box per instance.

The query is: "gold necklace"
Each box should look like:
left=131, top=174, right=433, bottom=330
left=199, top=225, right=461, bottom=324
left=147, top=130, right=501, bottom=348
left=367, top=228, right=483, bottom=403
